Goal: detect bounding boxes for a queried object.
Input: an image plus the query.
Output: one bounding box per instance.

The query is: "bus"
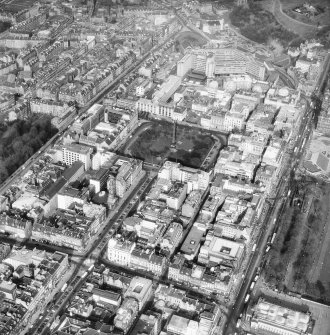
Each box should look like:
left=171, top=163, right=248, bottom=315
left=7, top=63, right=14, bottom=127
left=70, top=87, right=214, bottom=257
left=60, top=283, right=68, bottom=292
left=270, top=233, right=277, bottom=244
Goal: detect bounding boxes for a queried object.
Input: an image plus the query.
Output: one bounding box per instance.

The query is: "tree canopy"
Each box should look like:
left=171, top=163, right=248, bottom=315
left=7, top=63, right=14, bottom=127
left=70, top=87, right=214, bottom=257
left=229, top=1, right=298, bottom=45
left=0, top=116, right=58, bottom=185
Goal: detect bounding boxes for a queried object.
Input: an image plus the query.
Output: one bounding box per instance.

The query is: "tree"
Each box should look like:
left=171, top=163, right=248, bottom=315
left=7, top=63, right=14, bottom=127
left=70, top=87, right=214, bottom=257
left=316, top=280, right=326, bottom=296
left=0, top=116, right=57, bottom=184
left=0, top=162, right=8, bottom=182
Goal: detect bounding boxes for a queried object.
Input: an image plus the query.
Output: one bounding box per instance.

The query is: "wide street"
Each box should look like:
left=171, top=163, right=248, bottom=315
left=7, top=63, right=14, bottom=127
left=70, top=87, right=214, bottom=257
left=1, top=14, right=199, bottom=334
left=1, top=26, right=184, bottom=333
left=2, top=3, right=330, bottom=334
left=98, top=257, right=226, bottom=308
left=224, top=56, right=329, bottom=334
left=0, top=25, right=182, bottom=197
left=27, top=172, right=156, bottom=335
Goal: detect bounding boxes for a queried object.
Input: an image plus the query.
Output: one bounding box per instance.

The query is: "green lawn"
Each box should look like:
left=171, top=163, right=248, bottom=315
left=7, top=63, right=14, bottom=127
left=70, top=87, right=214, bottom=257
left=264, top=178, right=330, bottom=302
left=125, top=121, right=216, bottom=168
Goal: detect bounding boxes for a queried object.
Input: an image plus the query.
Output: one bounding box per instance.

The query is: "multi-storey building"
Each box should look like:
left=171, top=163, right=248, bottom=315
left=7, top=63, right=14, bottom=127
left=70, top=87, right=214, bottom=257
left=160, top=222, right=183, bottom=254
left=107, top=238, right=166, bottom=276
left=62, top=144, right=93, bottom=170
left=153, top=75, right=182, bottom=103
left=198, top=231, right=245, bottom=267
left=187, top=47, right=266, bottom=80
left=131, top=311, right=162, bottom=335
left=29, top=99, right=75, bottom=118
left=158, top=161, right=212, bottom=193
left=167, top=315, right=199, bottom=335
left=317, top=91, right=330, bottom=135
left=168, top=254, right=234, bottom=294
left=124, top=277, right=153, bottom=311
left=2, top=248, right=69, bottom=326
left=114, top=297, right=139, bottom=332
left=177, top=53, right=194, bottom=77
left=181, top=190, right=203, bottom=218
left=32, top=204, right=106, bottom=251
left=71, top=103, right=104, bottom=135
left=115, top=158, right=143, bottom=198
left=0, top=213, right=33, bottom=239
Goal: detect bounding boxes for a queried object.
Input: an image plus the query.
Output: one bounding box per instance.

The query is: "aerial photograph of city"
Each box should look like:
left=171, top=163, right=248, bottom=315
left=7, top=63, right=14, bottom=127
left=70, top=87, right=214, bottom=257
left=0, top=0, right=329, bottom=334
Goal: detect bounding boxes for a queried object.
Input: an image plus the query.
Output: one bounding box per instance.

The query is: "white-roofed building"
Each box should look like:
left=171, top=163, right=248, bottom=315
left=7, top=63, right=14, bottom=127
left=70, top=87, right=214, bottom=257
left=124, top=276, right=153, bottom=311
left=250, top=298, right=313, bottom=335
left=198, top=231, right=245, bottom=268
left=167, top=315, right=199, bottom=335
left=11, top=195, right=44, bottom=211
left=153, top=75, right=182, bottom=103
left=3, top=248, right=46, bottom=269
left=265, top=87, right=301, bottom=108
left=262, top=144, right=283, bottom=167
left=160, top=222, right=183, bottom=254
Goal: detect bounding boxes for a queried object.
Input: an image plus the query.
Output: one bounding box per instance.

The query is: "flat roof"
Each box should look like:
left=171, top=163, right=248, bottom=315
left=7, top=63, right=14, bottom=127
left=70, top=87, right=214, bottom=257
left=168, top=315, right=189, bottom=332
left=62, top=161, right=84, bottom=180
left=253, top=299, right=310, bottom=332
left=180, top=226, right=204, bottom=255
left=42, top=177, right=67, bottom=200
left=92, top=288, right=121, bottom=301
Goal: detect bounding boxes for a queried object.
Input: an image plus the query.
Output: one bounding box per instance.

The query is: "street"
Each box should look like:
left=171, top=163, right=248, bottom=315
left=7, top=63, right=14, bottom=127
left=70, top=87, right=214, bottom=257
left=0, top=26, right=182, bottom=197
left=224, top=94, right=317, bottom=334
left=27, top=172, right=156, bottom=335
left=2, top=5, right=330, bottom=335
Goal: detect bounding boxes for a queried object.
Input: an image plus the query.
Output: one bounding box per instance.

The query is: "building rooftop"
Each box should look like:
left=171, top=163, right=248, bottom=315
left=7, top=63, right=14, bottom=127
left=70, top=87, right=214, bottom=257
left=180, top=226, right=204, bottom=255
left=62, top=161, right=84, bottom=180
left=253, top=298, right=311, bottom=333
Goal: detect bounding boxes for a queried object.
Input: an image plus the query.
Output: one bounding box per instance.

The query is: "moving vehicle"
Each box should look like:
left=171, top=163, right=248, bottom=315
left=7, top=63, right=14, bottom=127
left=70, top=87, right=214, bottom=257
left=236, top=318, right=241, bottom=328
left=60, top=283, right=68, bottom=292
left=270, top=233, right=277, bottom=244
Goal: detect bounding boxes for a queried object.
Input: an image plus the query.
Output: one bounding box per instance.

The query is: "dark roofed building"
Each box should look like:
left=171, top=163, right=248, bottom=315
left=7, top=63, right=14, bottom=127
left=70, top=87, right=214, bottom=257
left=130, top=310, right=162, bottom=335
left=40, top=176, right=67, bottom=200
left=187, top=70, right=207, bottom=83
left=92, top=288, right=121, bottom=307
left=62, top=161, right=84, bottom=182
